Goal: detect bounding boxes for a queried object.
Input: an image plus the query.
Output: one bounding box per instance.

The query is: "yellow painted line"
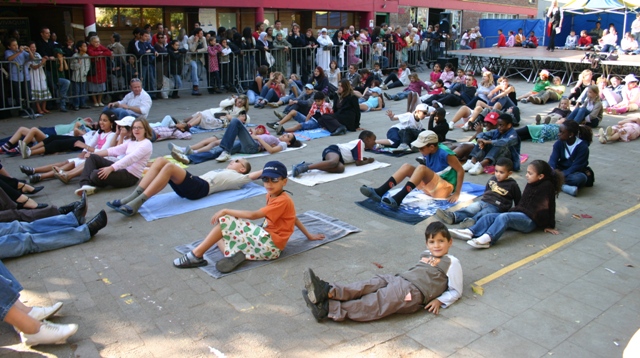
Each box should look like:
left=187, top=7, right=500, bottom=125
left=471, top=202, right=640, bottom=295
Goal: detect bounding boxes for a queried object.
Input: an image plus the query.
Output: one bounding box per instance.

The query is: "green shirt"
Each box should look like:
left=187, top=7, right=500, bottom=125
left=54, top=118, right=84, bottom=135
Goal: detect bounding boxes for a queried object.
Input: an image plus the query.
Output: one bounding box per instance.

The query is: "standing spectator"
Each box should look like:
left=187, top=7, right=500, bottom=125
left=187, top=28, right=207, bottom=96
left=62, top=35, right=76, bottom=58
left=4, top=38, right=34, bottom=110
left=316, top=29, right=332, bottom=72
left=546, top=0, right=563, bottom=52
left=287, top=24, right=307, bottom=79
left=28, top=42, right=52, bottom=115
left=167, top=39, right=186, bottom=98
left=87, top=36, right=112, bottom=107
left=34, top=27, right=55, bottom=101
left=70, top=40, right=91, bottom=111
left=154, top=33, right=168, bottom=92
left=108, top=33, right=127, bottom=92
left=632, top=13, right=640, bottom=41
left=151, top=23, right=164, bottom=46
left=52, top=48, right=70, bottom=112
left=206, top=37, right=223, bottom=93
left=127, top=28, right=142, bottom=56
left=135, top=31, right=157, bottom=98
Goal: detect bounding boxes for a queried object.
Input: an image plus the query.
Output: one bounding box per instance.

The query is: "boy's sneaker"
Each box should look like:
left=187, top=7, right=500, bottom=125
left=449, top=228, right=473, bottom=240
left=383, top=92, right=392, bottom=100
left=266, top=121, right=280, bottom=130
left=21, top=321, right=78, bottom=347
left=292, top=161, right=309, bottom=178
left=535, top=114, right=542, bottom=125
left=529, top=96, right=541, bottom=104
left=215, top=251, right=246, bottom=273
left=19, top=140, right=30, bottom=159
left=435, top=209, right=455, bottom=224
left=469, top=162, right=484, bottom=175
left=173, top=251, right=208, bottom=268
left=274, top=111, right=285, bottom=120
left=276, top=126, right=285, bottom=135
left=303, top=268, right=331, bottom=304
left=167, top=142, right=185, bottom=153
left=74, top=185, right=96, bottom=196
left=562, top=184, right=578, bottom=197
left=448, top=121, right=454, bottom=130
left=215, top=151, right=231, bottom=162
left=459, top=218, right=476, bottom=229
left=302, top=289, right=329, bottom=322
left=461, top=122, right=470, bottom=132
left=392, top=143, right=411, bottom=152
left=606, top=126, right=614, bottom=139
left=184, top=146, right=193, bottom=155
left=467, top=239, right=491, bottom=249
left=171, top=150, right=191, bottom=165
left=462, top=159, right=475, bottom=172
left=359, top=185, right=382, bottom=202
left=28, top=302, right=64, bottom=321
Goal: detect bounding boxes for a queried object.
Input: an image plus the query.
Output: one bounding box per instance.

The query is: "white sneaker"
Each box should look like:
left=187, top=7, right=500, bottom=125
left=598, top=128, right=607, bottom=144
left=461, top=123, right=470, bottom=132
left=171, top=151, right=190, bottom=165
left=467, top=238, right=491, bottom=249
left=184, top=146, right=193, bottom=155
left=74, top=185, right=96, bottom=196
left=19, top=140, right=29, bottom=159
left=21, top=321, right=78, bottom=347
left=449, top=228, right=473, bottom=240
left=448, top=121, right=455, bottom=130
left=462, top=159, right=475, bottom=172
left=469, top=162, right=484, bottom=175
left=216, top=151, right=231, bottom=162
left=167, top=142, right=185, bottom=154
left=29, top=302, right=63, bottom=321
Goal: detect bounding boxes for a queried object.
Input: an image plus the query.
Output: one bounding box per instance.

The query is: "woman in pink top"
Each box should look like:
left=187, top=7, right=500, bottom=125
left=75, top=117, right=153, bottom=196
left=607, top=74, right=640, bottom=114
left=439, top=62, right=455, bottom=88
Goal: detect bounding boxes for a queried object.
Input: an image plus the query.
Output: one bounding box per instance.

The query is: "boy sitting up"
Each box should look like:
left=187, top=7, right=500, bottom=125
left=173, top=161, right=325, bottom=272
left=437, top=157, right=521, bottom=228
left=302, top=222, right=462, bottom=322
left=292, top=131, right=377, bottom=177
left=535, top=98, right=571, bottom=124
left=361, top=130, right=464, bottom=208
left=266, top=92, right=332, bottom=135
left=577, top=30, right=593, bottom=50
left=375, top=104, right=430, bottom=151
left=462, top=114, right=521, bottom=175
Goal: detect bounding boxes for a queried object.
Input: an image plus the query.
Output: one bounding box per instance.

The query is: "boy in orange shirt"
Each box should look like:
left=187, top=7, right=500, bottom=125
left=173, top=161, right=325, bottom=272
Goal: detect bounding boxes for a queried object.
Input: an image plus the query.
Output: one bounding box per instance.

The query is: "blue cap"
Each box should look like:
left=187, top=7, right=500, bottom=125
left=261, top=161, right=288, bottom=179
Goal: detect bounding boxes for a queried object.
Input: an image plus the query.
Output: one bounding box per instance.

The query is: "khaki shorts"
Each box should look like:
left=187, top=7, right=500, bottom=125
left=418, top=174, right=454, bottom=199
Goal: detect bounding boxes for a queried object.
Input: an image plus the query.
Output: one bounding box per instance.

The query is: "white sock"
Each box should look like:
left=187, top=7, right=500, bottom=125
left=476, top=233, right=491, bottom=244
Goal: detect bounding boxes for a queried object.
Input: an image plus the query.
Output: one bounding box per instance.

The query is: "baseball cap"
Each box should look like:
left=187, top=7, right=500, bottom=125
left=411, top=130, right=439, bottom=148
left=539, top=69, right=550, bottom=77
left=414, top=103, right=429, bottom=112
left=369, top=87, right=382, bottom=94
left=115, top=116, right=136, bottom=126
left=484, top=112, right=499, bottom=125
left=260, top=161, right=287, bottom=179
left=304, top=83, right=314, bottom=90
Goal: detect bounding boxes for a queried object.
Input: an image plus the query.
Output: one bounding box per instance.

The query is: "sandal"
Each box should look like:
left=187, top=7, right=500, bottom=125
left=106, top=200, right=123, bottom=209
left=114, top=205, right=136, bottom=217
left=53, top=171, right=70, bottom=184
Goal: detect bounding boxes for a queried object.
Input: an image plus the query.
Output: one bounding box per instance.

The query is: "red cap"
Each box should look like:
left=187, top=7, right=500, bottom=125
left=485, top=112, right=499, bottom=125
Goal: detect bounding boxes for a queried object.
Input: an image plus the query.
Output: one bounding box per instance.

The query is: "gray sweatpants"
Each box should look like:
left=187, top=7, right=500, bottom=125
left=328, top=274, right=425, bottom=322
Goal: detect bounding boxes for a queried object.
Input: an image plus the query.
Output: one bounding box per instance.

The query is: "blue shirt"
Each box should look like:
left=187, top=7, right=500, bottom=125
left=424, top=144, right=458, bottom=187
left=4, top=50, right=31, bottom=82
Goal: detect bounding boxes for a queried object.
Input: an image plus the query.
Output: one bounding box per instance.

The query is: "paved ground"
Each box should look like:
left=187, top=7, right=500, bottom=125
left=0, top=76, right=638, bottom=358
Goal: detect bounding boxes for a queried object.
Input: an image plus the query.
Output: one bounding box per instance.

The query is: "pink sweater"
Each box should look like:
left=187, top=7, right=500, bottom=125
left=107, top=139, right=153, bottom=178
left=404, top=81, right=431, bottom=95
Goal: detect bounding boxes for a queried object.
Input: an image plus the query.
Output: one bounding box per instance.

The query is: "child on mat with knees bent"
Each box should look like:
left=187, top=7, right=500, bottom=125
left=291, top=131, right=377, bottom=177
left=449, top=160, right=563, bottom=249
left=436, top=157, right=521, bottom=229
left=375, top=104, right=430, bottom=151
left=173, top=161, right=325, bottom=273
left=360, top=130, right=465, bottom=209
left=302, top=222, right=462, bottom=322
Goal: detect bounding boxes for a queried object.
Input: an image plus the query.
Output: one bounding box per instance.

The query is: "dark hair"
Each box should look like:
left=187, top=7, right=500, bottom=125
left=288, top=134, right=301, bottom=148
left=498, top=113, right=513, bottom=125
left=156, top=23, right=163, bottom=29
left=435, top=79, right=444, bottom=87
left=257, top=65, right=269, bottom=77
left=528, top=160, right=564, bottom=196
left=237, top=110, right=247, bottom=116
left=256, top=22, right=263, bottom=30
left=169, top=39, right=179, bottom=47
left=241, top=160, right=252, bottom=175
left=133, top=27, right=142, bottom=36
left=425, top=221, right=451, bottom=242
left=495, top=157, right=514, bottom=172
left=75, top=40, right=86, bottom=49
left=112, top=33, right=121, bottom=42
left=243, top=27, right=253, bottom=39
left=358, top=130, right=375, bottom=141
left=373, top=62, right=381, bottom=67
left=193, top=28, right=203, bottom=36
left=432, top=108, right=446, bottom=121
left=143, top=24, right=152, bottom=30
left=445, top=62, right=454, bottom=70
left=562, top=119, right=593, bottom=145
left=274, top=19, right=281, bottom=24
left=100, top=110, right=118, bottom=133
left=313, top=91, right=325, bottom=100
left=314, top=66, right=326, bottom=79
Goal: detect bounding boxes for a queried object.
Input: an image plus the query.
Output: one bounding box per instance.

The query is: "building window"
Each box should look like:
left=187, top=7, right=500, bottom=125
left=481, top=13, right=518, bottom=20
left=316, top=11, right=348, bottom=28
left=96, top=7, right=164, bottom=28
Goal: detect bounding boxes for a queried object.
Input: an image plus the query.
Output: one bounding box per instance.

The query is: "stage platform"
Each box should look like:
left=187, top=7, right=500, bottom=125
left=448, top=47, right=640, bottom=84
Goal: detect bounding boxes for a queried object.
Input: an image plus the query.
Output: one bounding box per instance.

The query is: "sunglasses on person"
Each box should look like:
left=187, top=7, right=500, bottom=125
left=261, top=177, right=282, bottom=183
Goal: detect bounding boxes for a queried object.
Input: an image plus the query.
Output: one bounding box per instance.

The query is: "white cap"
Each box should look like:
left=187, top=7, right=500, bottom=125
left=115, top=116, right=136, bottom=126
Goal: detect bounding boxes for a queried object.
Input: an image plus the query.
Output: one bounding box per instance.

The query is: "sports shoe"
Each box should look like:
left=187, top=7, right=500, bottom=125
left=19, top=165, right=35, bottom=175
left=21, top=321, right=78, bottom=347
left=433, top=100, right=443, bottom=108
left=359, top=185, right=382, bottom=202
left=171, top=151, right=190, bottom=165
left=392, top=143, right=411, bottom=152
left=173, top=251, right=208, bottom=268
left=304, top=268, right=331, bottom=304
left=562, top=184, right=578, bottom=197
left=292, top=161, right=309, bottom=177
left=274, top=111, right=285, bottom=120
left=461, top=122, right=470, bottom=132
left=383, top=92, right=392, bottom=100
left=435, top=209, right=455, bottom=224
left=520, top=98, right=529, bottom=103
left=606, top=126, right=614, bottom=138
left=469, top=162, right=484, bottom=175
left=167, top=142, right=185, bottom=153
left=529, top=96, right=541, bottom=104
left=459, top=218, right=476, bottom=229
left=598, top=128, right=607, bottom=144
left=215, top=251, right=246, bottom=273
left=28, top=302, right=63, bottom=321
left=449, top=228, right=473, bottom=240
left=276, top=125, right=285, bottom=135
left=74, top=185, right=96, bottom=196
left=380, top=84, right=388, bottom=90
left=462, top=159, right=475, bottom=172
left=448, top=121, right=454, bottom=130
left=184, top=146, right=193, bottom=155
left=467, top=239, right=490, bottom=249
left=535, top=114, right=542, bottom=125
left=215, top=151, right=231, bottom=162
left=267, top=102, right=280, bottom=108
left=415, top=156, right=426, bottom=165
left=19, top=140, right=30, bottom=159
left=266, top=121, right=280, bottom=130
left=302, top=289, right=329, bottom=322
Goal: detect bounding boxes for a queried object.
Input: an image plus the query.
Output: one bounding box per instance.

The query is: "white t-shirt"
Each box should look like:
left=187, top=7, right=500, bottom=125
left=391, top=112, right=424, bottom=131
left=199, top=169, right=252, bottom=195
left=336, top=139, right=364, bottom=164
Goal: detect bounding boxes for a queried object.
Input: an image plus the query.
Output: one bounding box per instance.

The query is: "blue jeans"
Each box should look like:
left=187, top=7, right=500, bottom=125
left=246, top=90, right=258, bottom=105
left=373, top=55, right=389, bottom=68
left=190, top=60, right=200, bottom=86
left=453, top=201, right=501, bottom=223
left=567, top=107, right=599, bottom=127
left=72, top=81, right=87, bottom=108
left=0, top=260, right=22, bottom=320
left=105, top=106, right=138, bottom=120
left=469, top=212, right=537, bottom=245
left=0, top=212, right=91, bottom=260
left=392, top=90, right=411, bottom=101
left=172, top=74, right=182, bottom=90
left=564, top=171, right=588, bottom=188
left=300, top=118, right=320, bottom=130
left=219, top=118, right=260, bottom=153
left=257, top=88, right=279, bottom=103
left=470, top=143, right=510, bottom=165
left=57, top=78, right=70, bottom=109
left=141, top=64, right=156, bottom=93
